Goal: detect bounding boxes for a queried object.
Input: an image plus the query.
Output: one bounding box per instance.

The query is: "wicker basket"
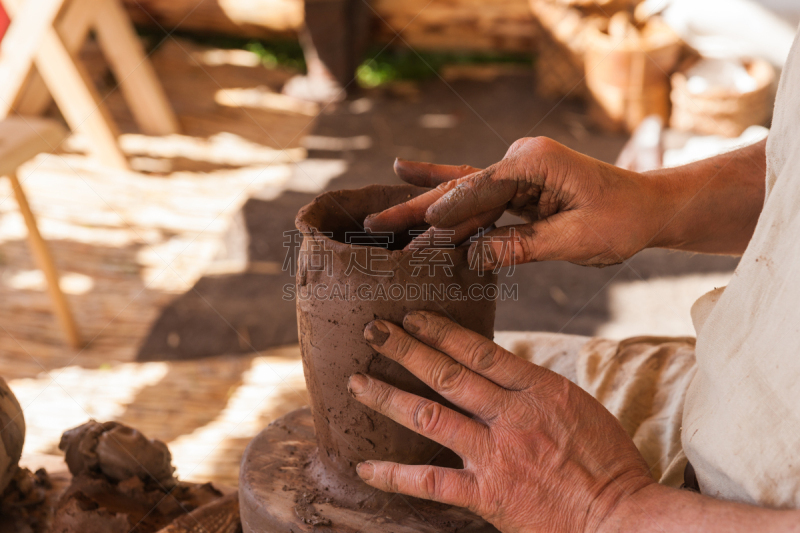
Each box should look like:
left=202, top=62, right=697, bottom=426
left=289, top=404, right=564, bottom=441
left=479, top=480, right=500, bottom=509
left=584, top=16, right=683, bottom=133
left=670, top=59, right=775, bottom=138
left=530, top=0, right=617, bottom=101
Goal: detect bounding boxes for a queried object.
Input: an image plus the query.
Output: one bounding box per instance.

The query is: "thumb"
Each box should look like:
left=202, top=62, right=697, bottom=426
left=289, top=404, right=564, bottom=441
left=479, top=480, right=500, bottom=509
left=467, top=216, right=571, bottom=268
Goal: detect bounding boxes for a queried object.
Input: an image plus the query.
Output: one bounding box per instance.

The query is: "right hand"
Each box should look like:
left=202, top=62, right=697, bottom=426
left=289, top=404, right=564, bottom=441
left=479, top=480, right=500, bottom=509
left=365, top=137, right=664, bottom=268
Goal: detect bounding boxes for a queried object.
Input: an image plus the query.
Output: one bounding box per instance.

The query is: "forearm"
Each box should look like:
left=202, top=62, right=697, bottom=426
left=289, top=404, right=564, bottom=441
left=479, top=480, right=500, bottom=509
left=599, top=483, right=800, bottom=533
left=643, top=138, right=767, bottom=255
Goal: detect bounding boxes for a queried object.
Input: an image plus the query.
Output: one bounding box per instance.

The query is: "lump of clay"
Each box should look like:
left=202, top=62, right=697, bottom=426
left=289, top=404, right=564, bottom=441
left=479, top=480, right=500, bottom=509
left=0, top=377, right=25, bottom=493
left=54, top=421, right=224, bottom=533
left=59, top=421, right=174, bottom=487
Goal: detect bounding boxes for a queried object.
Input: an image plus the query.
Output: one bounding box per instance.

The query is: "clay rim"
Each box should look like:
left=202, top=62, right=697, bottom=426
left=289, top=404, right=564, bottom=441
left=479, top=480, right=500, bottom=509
left=294, top=184, right=433, bottom=256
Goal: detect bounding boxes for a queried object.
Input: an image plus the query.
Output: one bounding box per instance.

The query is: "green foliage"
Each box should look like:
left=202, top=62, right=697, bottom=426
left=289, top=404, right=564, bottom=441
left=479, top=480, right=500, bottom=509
left=355, top=47, right=532, bottom=87
left=159, top=32, right=533, bottom=87
left=169, top=32, right=307, bottom=72
left=244, top=40, right=306, bottom=72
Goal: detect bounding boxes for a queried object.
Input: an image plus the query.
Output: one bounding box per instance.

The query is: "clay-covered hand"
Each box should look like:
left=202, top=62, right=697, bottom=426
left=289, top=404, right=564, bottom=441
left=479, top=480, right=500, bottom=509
left=364, top=137, right=662, bottom=267
left=349, top=311, right=654, bottom=533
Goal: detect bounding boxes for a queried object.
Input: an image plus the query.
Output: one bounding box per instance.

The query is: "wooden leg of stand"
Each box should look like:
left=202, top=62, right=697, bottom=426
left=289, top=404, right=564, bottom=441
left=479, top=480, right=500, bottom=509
left=9, top=172, right=82, bottom=349
left=12, top=0, right=99, bottom=116
left=94, top=0, right=180, bottom=135
left=33, top=26, right=128, bottom=170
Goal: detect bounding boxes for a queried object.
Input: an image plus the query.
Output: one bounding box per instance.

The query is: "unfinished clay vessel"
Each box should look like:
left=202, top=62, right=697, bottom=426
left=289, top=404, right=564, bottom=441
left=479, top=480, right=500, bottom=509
left=240, top=185, right=498, bottom=532
left=296, top=184, right=496, bottom=488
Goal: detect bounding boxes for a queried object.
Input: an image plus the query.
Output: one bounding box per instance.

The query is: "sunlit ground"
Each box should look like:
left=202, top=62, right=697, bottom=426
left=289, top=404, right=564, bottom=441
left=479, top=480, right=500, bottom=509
left=0, top=39, right=323, bottom=487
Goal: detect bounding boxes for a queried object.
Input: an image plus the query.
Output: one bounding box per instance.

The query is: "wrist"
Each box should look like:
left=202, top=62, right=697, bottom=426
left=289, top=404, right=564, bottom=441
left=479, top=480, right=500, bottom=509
left=593, top=482, right=668, bottom=533
left=636, top=166, right=691, bottom=250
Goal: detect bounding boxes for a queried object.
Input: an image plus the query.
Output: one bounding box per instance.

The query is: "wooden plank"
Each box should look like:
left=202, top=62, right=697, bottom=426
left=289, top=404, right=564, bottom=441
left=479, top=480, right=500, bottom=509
left=9, top=171, right=83, bottom=349
left=2, top=0, right=126, bottom=167
left=120, top=0, right=537, bottom=53
left=0, top=0, right=66, bottom=118
left=32, top=25, right=129, bottom=169
left=372, top=0, right=536, bottom=53
left=0, top=116, right=67, bottom=176
left=94, top=0, right=180, bottom=135
left=11, top=0, right=99, bottom=116
left=122, top=0, right=302, bottom=38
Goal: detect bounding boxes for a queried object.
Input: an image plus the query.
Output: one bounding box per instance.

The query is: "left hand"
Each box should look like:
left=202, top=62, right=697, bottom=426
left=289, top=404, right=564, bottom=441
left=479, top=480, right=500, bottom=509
left=349, top=311, right=655, bottom=533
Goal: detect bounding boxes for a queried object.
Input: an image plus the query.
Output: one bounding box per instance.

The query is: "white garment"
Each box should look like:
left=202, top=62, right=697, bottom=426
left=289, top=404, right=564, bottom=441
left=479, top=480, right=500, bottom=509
left=643, top=0, right=796, bottom=67
left=683, top=29, right=800, bottom=507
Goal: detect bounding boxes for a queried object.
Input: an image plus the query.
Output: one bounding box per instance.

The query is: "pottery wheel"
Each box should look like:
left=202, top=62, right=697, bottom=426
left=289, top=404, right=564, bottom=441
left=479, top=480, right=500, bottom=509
left=239, top=407, right=497, bottom=533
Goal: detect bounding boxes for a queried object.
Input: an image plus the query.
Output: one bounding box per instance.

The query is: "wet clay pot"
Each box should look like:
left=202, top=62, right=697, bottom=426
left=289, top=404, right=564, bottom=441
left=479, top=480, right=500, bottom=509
left=239, top=185, right=499, bottom=532
left=296, top=184, right=497, bottom=495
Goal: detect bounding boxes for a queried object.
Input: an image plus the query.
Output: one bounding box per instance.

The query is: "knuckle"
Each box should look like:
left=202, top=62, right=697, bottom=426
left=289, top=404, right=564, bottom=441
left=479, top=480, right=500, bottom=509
left=433, top=360, right=465, bottom=393
left=529, top=136, right=560, bottom=155
left=391, top=333, right=417, bottom=363
left=508, top=224, right=537, bottom=263
left=420, top=468, right=439, bottom=500
left=468, top=339, right=500, bottom=372
left=436, top=179, right=459, bottom=194
left=425, top=314, right=449, bottom=343
left=385, top=463, right=403, bottom=493
left=373, top=383, right=395, bottom=412
left=517, top=231, right=537, bottom=263
left=505, top=137, right=534, bottom=157
left=412, top=400, right=442, bottom=434
left=440, top=322, right=463, bottom=347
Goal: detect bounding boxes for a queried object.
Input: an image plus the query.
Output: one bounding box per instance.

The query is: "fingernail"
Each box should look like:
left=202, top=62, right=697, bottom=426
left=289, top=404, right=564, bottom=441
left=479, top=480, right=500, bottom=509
left=403, top=311, right=427, bottom=334
left=364, top=321, right=390, bottom=346
left=424, top=206, right=439, bottom=226
left=348, top=373, right=369, bottom=395
left=357, top=461, right=375, bottom=480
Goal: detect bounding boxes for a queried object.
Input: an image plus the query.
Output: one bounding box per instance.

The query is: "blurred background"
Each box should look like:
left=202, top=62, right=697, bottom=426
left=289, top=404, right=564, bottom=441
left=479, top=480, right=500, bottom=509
left=0, top=0, right=797, bottom=489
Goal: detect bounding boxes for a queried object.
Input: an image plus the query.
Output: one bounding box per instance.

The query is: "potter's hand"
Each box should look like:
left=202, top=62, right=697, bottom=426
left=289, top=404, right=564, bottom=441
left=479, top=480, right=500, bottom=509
left=365, top=137, right=662, bottom=267
left=349, top=311, right=653, bottom=533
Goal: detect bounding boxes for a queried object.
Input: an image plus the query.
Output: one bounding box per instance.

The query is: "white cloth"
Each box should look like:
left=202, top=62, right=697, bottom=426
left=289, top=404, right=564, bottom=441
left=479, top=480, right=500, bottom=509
left=682, top=29, right=800, bottom=507
left=643, top=0, right=796, bottom=67
left=497, top=332, right=695, bottom=487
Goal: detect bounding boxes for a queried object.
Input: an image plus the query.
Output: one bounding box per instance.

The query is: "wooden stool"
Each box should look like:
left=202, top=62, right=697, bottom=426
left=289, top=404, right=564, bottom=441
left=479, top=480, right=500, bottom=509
left=0, top=0, right=179, bottom=170
left=1, top=116, right=82, bottom=348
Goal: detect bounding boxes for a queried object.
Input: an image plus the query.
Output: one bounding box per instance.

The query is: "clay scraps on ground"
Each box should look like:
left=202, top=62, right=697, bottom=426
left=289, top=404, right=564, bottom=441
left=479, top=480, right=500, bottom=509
left=37, top=419, right=241, bottom=533
left=59, top=421, right=175, bottom=487
left=0, top=467, right=54, bottom=532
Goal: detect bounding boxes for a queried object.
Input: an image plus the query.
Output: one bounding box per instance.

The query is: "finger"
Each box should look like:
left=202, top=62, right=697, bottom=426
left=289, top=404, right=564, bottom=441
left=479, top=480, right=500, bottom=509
left=394, top=158, right=482, bottom=187
left=403, top=311, right=534, bottom=391
left=425, top=164, right=518, bottom=228
left=356, top=461, right=477, bottom=509
left=404, top=206, right=504, bottom=250
left=348, top=374, right=486, bottom=457
left=467, top=216, right=572, bottom=268
left=364, top=320, right=504, bottom=421
left=364, top=181, right=458, bottom=234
